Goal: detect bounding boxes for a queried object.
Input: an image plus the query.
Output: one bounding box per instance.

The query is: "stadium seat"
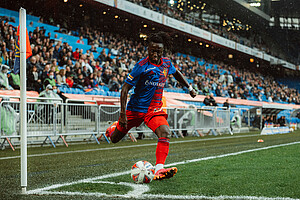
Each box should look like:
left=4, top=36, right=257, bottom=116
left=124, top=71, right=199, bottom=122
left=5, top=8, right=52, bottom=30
left=59, top=87, right=66, bottom=93
left=102, top=86, right=109, bottom=91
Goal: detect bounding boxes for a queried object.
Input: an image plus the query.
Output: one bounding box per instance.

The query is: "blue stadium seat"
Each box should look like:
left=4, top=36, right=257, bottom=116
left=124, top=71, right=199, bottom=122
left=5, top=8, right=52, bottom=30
left=102, top=86, right=109, bottom=91
left=58, top=87, right=66, bottom=93
left=85, top=90, right=97, bottom=95
left=64, top=87, right=72, bottom=94
left=97, top=90, right=106, bottom=96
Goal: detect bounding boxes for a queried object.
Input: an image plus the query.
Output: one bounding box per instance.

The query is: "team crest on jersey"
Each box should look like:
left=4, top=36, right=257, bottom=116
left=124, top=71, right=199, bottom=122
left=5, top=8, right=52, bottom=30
left=163, top=68, right=168, bottom=77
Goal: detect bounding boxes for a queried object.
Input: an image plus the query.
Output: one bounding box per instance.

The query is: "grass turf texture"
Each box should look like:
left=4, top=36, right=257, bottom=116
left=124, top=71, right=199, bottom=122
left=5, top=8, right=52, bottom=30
left=52, top=182, right=131, bottom=195
left=0, top=131, right=300, bottom=200
left=104, top=143, right=300, bottom=199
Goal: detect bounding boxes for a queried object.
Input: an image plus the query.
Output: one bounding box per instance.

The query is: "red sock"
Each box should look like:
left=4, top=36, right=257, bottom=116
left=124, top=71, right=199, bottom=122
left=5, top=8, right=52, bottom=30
left=155, top=137, right=170, bottom=165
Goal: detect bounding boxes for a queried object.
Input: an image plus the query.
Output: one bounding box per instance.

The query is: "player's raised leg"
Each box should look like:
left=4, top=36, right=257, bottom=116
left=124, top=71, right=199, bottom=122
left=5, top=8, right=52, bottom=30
left=109, top=127, right=127, bottom=143
left=107, top=111, right=144, bottom=143
left=104, top=120, right=126, bottom=143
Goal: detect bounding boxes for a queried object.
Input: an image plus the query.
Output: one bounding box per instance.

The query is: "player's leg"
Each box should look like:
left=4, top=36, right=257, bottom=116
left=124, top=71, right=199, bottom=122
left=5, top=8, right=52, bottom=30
left=145, top=113, right=177, bottom=180
left=154, top=124, right=170, bottom=169
left=110, top=127, right=127, bottom=144
left=153, top=124, right=177, bottom=180
left=107, top=111, right=144, bottom=143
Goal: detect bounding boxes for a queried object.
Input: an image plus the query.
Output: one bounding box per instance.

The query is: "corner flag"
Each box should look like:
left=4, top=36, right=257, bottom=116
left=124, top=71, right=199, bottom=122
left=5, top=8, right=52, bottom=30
left=14, top=26, right=32, bottom=74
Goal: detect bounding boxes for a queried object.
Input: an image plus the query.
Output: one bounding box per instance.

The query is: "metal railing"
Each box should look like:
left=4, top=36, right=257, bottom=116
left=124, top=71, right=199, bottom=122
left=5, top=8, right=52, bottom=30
left=1, top=102, right=235, bottom=148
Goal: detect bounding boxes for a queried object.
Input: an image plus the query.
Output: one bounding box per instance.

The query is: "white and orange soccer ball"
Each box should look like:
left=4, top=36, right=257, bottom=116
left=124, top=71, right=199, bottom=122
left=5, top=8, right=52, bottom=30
left=131, top=161, right=155, bottom=184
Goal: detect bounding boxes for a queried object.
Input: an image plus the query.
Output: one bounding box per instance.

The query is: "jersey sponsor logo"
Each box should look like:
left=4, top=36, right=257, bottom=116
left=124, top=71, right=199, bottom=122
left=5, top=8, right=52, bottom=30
left=128, top=74, right=133, bottom=80
left=145, top=67, right=156, bottom=73
left=145, top=80, right=165, bottom=88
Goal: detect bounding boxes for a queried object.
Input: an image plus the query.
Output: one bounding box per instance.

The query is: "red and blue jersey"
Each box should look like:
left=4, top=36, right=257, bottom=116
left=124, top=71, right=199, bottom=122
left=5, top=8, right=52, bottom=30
left=125, top=57, right=176, bottom=113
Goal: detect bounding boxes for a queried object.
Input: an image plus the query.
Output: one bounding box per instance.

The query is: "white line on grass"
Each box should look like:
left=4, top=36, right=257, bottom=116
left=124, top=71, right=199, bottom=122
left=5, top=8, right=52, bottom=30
left=27, top=141, right=300, bottom=200
left=31, top=191, right=299, bottom=200
left=0, top=134, right=258, bottom=160
left=90, top=181, right=150, bottom=197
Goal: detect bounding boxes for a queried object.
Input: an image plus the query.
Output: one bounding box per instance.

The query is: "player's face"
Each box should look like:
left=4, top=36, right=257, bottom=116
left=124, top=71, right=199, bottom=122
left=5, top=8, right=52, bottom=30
left=148, top=42, right=164, bottom=65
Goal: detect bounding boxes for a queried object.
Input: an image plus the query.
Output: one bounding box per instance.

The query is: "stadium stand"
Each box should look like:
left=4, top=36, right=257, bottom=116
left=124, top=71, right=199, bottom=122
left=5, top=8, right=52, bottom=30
left=0, top=4, right=300, bottom=130
left=0, top=7, right=299, bottom=106
left=128, top=0, right=271, bottom=55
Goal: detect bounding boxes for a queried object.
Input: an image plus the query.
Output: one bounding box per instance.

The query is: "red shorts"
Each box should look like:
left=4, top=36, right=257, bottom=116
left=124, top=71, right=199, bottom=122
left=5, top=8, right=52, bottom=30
left=116, top=109, right=169, bottom=134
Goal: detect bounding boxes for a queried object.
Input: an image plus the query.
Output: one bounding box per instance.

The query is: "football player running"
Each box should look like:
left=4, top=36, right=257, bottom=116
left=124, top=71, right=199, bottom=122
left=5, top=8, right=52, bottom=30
left=106, top=32, right=197, bottom=180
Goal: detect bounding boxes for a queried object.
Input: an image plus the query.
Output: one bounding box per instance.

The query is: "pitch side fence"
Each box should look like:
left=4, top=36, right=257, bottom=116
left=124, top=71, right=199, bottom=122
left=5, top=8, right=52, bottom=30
left=0, top=102, right=233, bottom=149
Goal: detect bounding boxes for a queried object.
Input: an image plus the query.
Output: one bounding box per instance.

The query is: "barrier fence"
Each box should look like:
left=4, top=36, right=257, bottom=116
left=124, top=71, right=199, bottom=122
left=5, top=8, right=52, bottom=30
left=1, top=102, right=234, bottom=149
left=230, top=108, right=251, bottom=133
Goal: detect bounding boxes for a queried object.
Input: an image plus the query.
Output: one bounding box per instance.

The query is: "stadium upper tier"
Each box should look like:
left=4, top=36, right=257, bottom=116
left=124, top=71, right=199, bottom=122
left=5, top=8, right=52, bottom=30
left=0, top=7, right=299, bottom=106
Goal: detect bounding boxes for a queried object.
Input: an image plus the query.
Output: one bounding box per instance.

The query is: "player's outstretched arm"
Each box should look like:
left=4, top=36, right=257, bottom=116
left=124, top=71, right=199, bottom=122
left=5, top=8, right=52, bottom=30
left=119, top=82, right=133, bottom=128
left=173, top=69, right=197, bottom=98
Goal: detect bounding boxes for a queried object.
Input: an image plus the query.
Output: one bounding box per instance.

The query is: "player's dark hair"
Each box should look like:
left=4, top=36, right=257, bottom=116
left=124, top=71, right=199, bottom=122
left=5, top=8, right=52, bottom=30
left=147, top=31, right=173, bottom=52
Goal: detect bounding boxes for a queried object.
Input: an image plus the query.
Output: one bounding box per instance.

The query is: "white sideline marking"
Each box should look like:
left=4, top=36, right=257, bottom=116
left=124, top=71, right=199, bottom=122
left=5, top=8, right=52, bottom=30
left=90, top=181, right=150, bottom=197
left=30, top=191, right=299, bottom=200
left=0, top=134, right=258, bottom=160
left=27, top=141, right=300, bottom=200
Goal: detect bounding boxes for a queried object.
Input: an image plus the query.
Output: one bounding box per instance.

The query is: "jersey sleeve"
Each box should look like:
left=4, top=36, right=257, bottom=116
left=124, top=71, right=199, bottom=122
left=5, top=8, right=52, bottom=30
left=168, top=61, right=176, bottom=75
left=125, top=63, right=143, bottom=86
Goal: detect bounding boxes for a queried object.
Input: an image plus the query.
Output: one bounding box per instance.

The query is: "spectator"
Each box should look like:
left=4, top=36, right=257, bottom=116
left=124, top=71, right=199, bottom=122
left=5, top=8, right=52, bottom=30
left=202, top=84, right=210, bottom=96
left=80, top=56, right=93, bottom=74
left=72, top=48, right=80, bottom=60
left=118, top=57, right=127, bottom=74
left=108, top=76, right=120, bottom=92
left=43, top=71, right=56, bottom=89
left=106, top=52, right=113, bottom=63
left=65, top=66, right=73, bottom=78
left=223, top=99, right=230, bottom=109
left=28, top=56, right=42, bottom=71
left=56, top=69, right=66, bottom=85
left=0, top=64, right=12, bottom=90
left=52, top=45, right=60, bottom=60
left=74, top=73, right=85, bottom=89
left=215, top=85, right=222, bottom=97
left=209, top=93, right=218, bottom=106
left=8, top=72, right=20, bottom=90
left=95, top=71, right=105, bottom=86
left=84, top=73, right=95, bottom=88
left=97, top=49, right=107, bottom=62
left=66, top=74, right=74, bottom=88
left=51, top=59, right=59, bottom=73
left=102, top=69, right=111, bottom=85
left=268, top=95, right=273, bottom=103
left=76, top=36, right=84, bottom=44
left=27, top=65, right=42, bottom=92
left=89, top=45, right=98, bottom=53
left=203, top=95, right=211, bottom=106
left=277, top=116, right=287, bottom=127
left=39, top=84, right=60, bottom=101
left=38, top=84, right=61, bottom=123
left=81, top=65, right=89, bottom=78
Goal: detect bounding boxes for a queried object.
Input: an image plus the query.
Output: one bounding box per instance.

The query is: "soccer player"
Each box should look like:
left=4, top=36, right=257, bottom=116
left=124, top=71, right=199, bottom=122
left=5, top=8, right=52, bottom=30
left=106, top=32, right=197, bottom=180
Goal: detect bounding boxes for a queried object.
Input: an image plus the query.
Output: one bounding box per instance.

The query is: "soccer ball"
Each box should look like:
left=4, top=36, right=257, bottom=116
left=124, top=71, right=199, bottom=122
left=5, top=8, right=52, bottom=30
left=131, top=161, right=155, bottom=184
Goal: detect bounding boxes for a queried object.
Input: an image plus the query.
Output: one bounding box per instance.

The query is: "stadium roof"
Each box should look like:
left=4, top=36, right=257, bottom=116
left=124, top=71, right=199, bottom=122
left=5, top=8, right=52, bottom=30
left=201, top=0, right=270, bottom=28
left=270, top=0, right=300, bottom=18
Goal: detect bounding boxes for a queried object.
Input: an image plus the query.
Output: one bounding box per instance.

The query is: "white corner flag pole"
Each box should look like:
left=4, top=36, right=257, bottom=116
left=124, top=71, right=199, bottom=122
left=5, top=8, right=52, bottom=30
left=20, top=7, right=27, bottom=194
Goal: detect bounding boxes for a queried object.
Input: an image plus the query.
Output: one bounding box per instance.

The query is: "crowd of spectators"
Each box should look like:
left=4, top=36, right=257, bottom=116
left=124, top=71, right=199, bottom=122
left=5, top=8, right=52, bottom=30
left=0, top=16, right=299, bottom=105
left=129, top=0, right=270, bottom=54
left=184, top=57, right=300, bottom=104
left=262, top=115, right=287, bottom=127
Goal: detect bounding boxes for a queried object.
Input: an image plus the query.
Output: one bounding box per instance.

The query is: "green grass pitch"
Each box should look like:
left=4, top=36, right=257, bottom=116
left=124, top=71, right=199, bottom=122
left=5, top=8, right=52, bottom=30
left=1, top=131, right=300, bottom=200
